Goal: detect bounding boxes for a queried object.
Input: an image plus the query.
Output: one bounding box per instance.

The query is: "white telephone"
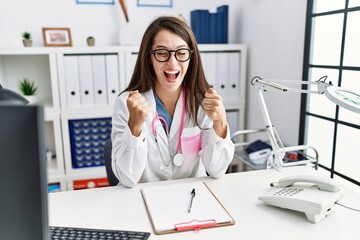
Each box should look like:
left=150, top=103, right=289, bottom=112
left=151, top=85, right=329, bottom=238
left=259, top=174, right=344, bottom=223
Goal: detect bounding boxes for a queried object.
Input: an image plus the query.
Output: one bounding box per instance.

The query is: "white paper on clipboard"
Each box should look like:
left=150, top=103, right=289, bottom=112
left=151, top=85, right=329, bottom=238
left=141, top=181, right=234, bottom=234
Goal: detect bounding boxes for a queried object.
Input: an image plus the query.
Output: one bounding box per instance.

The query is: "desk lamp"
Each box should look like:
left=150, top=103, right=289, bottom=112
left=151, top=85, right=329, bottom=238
left=251, top=76, right=360, bottom=170
left=0, top=84, right=29, bottom=105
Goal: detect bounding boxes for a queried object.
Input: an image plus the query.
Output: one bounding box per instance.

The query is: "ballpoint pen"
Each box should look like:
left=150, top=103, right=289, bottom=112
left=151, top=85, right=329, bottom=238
left=188, top=188, right=196, bottom=213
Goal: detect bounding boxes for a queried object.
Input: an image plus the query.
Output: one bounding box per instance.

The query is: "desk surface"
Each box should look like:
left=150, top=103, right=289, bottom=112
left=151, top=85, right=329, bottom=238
left=49, top=167, right=360, bottom=240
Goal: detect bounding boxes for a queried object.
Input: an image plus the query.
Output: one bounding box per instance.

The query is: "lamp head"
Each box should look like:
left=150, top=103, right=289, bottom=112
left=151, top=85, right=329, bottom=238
left=324, top=86, right=360, bottom=114
left=0, top=84, right=29, bottom=105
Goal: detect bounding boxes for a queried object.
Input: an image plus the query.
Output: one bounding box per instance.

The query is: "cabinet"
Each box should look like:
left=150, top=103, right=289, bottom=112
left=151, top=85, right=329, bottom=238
left=0, top=44, right=247, bottom=191
left=0, top=48, right=66, bottom=191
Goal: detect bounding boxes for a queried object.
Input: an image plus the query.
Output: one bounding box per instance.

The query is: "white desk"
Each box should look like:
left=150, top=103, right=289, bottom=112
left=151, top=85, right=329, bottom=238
left=49, top=167, right=360, bottom=240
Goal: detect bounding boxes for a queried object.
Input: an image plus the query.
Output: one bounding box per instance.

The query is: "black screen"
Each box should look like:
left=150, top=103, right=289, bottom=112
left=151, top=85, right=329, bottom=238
left=0, top=105, right=49, bottom=240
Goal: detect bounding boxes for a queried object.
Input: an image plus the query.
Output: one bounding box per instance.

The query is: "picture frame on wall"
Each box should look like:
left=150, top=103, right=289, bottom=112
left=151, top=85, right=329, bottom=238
left=137, top=0, right=172, bottom=7
left=76, top=0, right=114, bottom=4
left=42, top=28, right=72, bottom=47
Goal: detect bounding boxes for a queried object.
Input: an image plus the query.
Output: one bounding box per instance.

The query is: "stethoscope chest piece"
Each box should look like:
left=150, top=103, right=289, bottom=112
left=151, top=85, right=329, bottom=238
left=173, top=153, right=184, bottom=167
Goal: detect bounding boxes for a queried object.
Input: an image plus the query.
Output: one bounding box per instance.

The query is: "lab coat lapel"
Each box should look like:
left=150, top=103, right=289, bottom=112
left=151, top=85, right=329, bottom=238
left=169, top=92, right=184, bottom=141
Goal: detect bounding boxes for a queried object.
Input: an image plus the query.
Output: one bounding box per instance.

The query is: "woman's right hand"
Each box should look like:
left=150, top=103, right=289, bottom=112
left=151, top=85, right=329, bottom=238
left=126, top=90, right=150, bottom=136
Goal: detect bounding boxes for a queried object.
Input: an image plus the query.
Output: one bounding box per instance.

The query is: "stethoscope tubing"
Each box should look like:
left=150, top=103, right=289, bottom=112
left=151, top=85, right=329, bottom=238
left=151, top=87, right=186, bottom=169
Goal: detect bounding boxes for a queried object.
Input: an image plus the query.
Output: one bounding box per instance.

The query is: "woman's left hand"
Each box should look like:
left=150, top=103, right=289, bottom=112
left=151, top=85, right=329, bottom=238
left=202, top=88, right=228, bottom=138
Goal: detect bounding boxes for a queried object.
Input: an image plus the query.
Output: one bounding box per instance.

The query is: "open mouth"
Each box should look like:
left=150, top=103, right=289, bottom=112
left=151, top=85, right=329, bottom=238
left=164, top=70, right=179, bottom=81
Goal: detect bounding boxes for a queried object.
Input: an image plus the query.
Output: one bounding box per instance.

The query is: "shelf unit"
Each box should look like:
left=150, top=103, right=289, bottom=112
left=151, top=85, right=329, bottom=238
left=231, top=129, right=319, bottom=171
left=0, top=44, right=247, bottom=191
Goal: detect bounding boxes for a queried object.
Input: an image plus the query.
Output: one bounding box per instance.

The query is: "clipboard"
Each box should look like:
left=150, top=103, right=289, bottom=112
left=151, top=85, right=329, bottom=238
left=141, top=181, right=235, bottom=234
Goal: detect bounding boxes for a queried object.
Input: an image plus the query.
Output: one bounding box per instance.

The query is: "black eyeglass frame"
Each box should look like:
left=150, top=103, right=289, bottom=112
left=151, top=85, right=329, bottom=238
left=149, top=48, right=194, bottom=62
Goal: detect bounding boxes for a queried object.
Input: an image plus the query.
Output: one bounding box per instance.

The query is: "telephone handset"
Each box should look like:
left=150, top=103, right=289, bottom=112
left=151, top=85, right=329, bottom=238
left=270, top=175, right=341, bottom=192
left=259, top=174, right=344, bottom=223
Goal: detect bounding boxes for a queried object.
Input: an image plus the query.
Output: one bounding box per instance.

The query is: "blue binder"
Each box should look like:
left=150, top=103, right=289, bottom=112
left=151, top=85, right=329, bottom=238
left=209, top=13, right=218, bottom=44
left=217, top=5, right=229, bottom=43
left=191, top=5, right=228, bottom=44
left=190, top=9, right=209, bottom=43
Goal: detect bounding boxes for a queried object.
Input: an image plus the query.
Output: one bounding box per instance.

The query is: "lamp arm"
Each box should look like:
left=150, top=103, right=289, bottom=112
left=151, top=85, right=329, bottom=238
left=251, top=75, right=360, bottom=169
left=255, top=87, right=286, bottom=170
left=251, top=75, right=330, bottom=170
left=251, top=75, right=332, bottom=95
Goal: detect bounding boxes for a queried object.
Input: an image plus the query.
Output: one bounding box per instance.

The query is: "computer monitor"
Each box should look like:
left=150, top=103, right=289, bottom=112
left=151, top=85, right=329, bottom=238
left=0, top=104, right=49, bottom=239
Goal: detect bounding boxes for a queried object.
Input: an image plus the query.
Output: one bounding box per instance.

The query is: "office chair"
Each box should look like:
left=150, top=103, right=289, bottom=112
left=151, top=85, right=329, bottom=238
left=104, top=139, right=119, bottom=186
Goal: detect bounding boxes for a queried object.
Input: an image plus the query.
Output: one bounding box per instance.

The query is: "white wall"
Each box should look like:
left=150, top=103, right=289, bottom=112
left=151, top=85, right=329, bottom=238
left=238, top=0, right=308, bottom=146
left=0, top=0, right=242, bottom=47
left=0, top=0, right=307, bottom=145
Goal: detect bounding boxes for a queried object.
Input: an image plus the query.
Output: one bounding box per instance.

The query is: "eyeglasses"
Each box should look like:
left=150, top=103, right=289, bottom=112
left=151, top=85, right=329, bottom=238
left=150, top=48, right=193, bottom=62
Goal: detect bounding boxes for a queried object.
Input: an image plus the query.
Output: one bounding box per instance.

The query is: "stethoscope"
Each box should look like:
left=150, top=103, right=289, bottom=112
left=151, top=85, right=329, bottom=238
left=151, top=88, right=186, bottom=169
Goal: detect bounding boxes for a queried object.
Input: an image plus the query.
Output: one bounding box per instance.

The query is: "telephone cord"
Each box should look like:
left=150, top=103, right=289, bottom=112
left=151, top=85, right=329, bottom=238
left=335, top=202, right=360, bottom=212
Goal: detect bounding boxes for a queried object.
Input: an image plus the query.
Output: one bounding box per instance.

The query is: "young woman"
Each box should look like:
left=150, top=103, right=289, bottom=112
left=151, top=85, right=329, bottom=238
left=111, top=16, right=234, bottom=187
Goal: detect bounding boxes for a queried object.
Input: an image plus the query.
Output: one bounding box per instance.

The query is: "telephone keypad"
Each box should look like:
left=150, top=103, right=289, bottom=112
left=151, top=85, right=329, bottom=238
left=273, top=187, right=304, bottom=197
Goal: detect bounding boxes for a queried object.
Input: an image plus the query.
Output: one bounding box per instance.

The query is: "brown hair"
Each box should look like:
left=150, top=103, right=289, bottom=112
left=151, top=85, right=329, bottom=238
left=122, top=16, right=209, bottom=126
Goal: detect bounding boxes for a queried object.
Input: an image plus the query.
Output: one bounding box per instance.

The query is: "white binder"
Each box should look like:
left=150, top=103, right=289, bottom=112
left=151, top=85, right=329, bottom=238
left=78, top=55, right=95, bottom=106
left=123, top=50, right=138, bottom=91
left=63, top=56, right=81, bottom=108
left=105, top=54, right=120, bottom=105
left=91, top=55, right=108, bottom=106
left=216, top=52, right=228, bottom=98
left=202, top=52, right=217, bottom=89
left=228, top=52, right=240, bottom=99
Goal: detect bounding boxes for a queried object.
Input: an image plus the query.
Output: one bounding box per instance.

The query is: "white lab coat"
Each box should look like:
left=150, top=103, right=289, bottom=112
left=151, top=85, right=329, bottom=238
left=111, top=89, right=234, bottom=187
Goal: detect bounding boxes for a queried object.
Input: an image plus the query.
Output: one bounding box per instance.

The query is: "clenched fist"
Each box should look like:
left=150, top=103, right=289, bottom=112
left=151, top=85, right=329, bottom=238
left=127, top=90, right=150, bottom=136
left=202, top=88, right=228, bottom=138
